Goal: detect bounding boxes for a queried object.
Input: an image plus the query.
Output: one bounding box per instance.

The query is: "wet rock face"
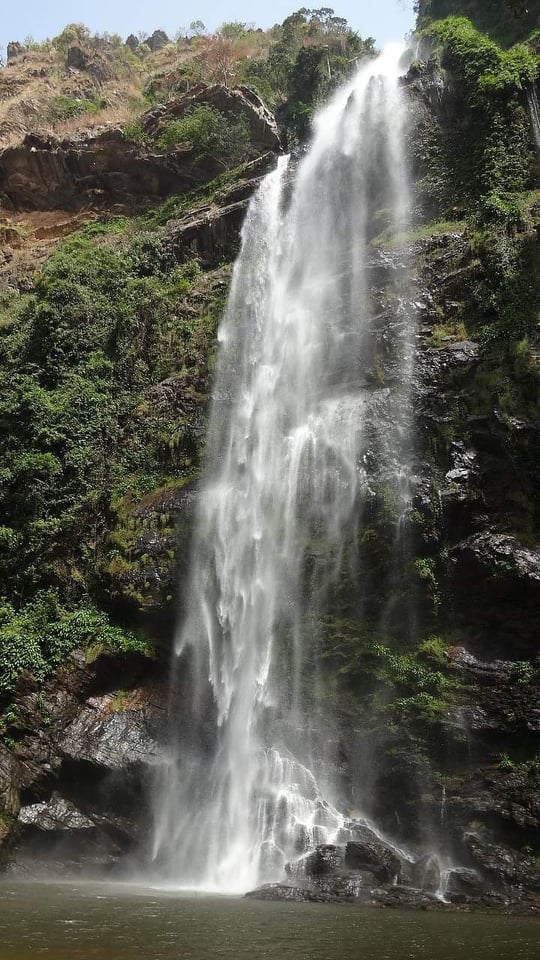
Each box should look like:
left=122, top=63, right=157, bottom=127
left=163, top=154, right=276, bottom=265
left=0, top=650, right=165, bottom=877
left=449, top=533, right=540, bottom=653
left=345, top=840, right=401, bottom=883
left=465, top=833, right=540, bottom=892
left=57, top=695, right=160, bottom=771
left=285, top=844, right=344, bottom=877
left=408, top=854, right=441, bottom=893
left=446, top=868, right=484, bottom=897
left=18, top=795, right=96, bottom=832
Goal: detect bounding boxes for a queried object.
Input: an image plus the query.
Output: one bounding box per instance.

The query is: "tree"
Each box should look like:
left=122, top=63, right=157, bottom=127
left=53, top=23, right=91, bottom=53
left=219, top=21, right=248, bottom=40
left=189, top=20, right=207, bottom=37
left=195, top=34, right=243, bottom=86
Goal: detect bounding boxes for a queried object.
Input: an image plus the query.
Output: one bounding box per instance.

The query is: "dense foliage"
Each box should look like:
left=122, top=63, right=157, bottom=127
left=0, top=594, right=149, bottom=699
left=417, top=0, right=540, bottom=46
left=0, top=205, right=228, bottom=660
left=157, top=104, right=250, bottom=163
left=413, top=17, right=538, bottom=218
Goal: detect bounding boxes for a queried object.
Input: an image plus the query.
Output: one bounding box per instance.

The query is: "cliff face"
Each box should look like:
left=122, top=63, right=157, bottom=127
left=0, top=13, right=539, bottom=909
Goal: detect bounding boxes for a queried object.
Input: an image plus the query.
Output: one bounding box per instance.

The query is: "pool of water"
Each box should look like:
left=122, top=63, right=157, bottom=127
left=0, top=882, right=537, bottom=959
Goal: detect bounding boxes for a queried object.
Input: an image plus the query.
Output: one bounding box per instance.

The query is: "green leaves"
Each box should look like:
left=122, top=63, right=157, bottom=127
left=158, top=105, right=251, bottom=166
left=0, top=595, right=152, bottom=700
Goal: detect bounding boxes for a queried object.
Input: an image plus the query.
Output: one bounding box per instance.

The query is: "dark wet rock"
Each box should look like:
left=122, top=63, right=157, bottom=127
left=444, top=340, right=480, bottom=362
left=162, top=155, right=276, bottom=267
left=370, top=885, right=441, bottom=908
left=345, top=839, right=401, bottom=882
left=465, top=833, right=540, bottom=891
left=18, top=795, right=95, bottom=832
left=446, top=868, right=485, bottom=897
left=409, top=854, right=441, bottom=893
left=97, top=477, right=202, bottom=617
left=0, top=648, right=164, bottom=873
left=453, top=532, right=540, bottom=584
left=245, top=883, right=316, bottom=902
left=247, top=875, right=372, bottom=904
left=285, top=844, right=344, bottom=878
left=449, top=533, right=540, bottom=654
left=0, top=745, right=23, bottom=819
left=57, top=693, right=160, bottom=771
left=310, top=873, right=372, bottom=901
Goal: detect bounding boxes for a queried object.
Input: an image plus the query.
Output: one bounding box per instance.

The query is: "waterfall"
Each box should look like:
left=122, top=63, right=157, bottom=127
left=528, top=85, right=540, bottom=153
left=152, top=44, right=415, bottom=894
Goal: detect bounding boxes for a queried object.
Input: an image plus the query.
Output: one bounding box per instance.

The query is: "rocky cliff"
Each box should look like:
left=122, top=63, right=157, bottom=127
left=0, top=10, right=539, bottom=912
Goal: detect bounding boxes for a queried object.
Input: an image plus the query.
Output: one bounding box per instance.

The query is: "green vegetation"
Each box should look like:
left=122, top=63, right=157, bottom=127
left=157, top=105, right=251, bottom=164
left=321, top=620, right=459, bottom=726
left=0, top=593, right=150, bottom=699
left=122, top=120, right=152, bottom=147
left=52, top=22, right=92, bottom=53
left=417, top=1, right=540, bottom=48
left=48, top=95, right=108, bottom=123
left=0, top=206, right=224, bottom=623
left=417, top=18, right=538, bottom=211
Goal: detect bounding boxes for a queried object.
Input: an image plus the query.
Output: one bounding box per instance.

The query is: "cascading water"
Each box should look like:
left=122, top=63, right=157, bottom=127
left=152, top=44, right=417, bottom=893
left=528, top=85, right=540, bottom=153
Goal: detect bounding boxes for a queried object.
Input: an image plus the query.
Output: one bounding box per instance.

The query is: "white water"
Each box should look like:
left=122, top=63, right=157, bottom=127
left=152, top=44, right=416, bottom=893
left=528, top=86, right=540, bottom=153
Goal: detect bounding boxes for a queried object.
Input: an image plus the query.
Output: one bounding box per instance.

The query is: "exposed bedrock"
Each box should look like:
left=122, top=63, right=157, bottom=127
left=0, top=650, right=165, bottom=877
left=0, top=85, right=281, bottom=213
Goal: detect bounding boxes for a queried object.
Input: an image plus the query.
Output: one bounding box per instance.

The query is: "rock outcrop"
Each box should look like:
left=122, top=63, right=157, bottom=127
left=0, top=650, right=165, bottom=876
left=0, top=86, right=281, bottom=213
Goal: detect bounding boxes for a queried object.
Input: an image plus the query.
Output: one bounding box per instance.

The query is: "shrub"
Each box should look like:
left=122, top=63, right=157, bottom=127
left=0, top=594, right=152, bottom=698
left=53, top=23, right=91, bottom=54
left=123, top=120, right=152, bottom=147
left=157, top=104, right=251, bottom=164
left=48, top=96, right=103, bottom=123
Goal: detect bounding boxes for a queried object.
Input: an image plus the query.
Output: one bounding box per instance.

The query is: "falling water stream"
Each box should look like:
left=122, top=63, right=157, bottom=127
left=528, top=85, right=540, bottom=153
left=152, top=44, right=417, bottom=893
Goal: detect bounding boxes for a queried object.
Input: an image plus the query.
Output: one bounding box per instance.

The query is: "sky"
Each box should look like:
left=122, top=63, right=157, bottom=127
left=0, top=2, right=416, bottom=56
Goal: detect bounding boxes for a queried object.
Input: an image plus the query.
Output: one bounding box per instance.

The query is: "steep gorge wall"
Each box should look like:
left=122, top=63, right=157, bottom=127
left=0, top=13, right=538, bottom=908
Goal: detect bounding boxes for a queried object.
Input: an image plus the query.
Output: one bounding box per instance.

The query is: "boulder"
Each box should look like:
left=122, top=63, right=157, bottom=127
left=146, top=30, right=169, bottom=52
left=345, top=839, right=402, bottom=882
left=6, top=42, right=24, bottom=61
left=371, top=885, right=440, bottom=908
left=285, top=844, right=344, bottom=878
left=18, top=795, right=95, bottom=832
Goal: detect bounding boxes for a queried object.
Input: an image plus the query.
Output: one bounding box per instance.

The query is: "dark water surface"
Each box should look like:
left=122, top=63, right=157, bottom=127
left=0, top=882, right=537, bottom=959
